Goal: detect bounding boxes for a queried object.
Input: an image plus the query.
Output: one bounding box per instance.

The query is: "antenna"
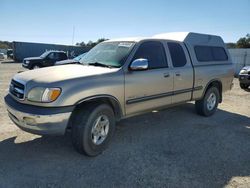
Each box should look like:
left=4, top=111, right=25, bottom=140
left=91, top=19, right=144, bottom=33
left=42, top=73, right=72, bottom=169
left=72, top=26, right=75, bottom=45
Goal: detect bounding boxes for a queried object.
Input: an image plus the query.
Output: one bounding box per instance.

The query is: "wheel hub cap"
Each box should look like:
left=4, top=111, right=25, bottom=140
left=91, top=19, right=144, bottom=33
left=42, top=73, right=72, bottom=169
left=207, top=93, right=216, bottom=111
left=91, top=115, right=109, bottom=145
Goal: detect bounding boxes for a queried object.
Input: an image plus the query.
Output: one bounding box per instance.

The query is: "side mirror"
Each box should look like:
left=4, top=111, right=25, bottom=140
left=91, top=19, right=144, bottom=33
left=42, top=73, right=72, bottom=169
left=130, top=58, right=148, bottom=71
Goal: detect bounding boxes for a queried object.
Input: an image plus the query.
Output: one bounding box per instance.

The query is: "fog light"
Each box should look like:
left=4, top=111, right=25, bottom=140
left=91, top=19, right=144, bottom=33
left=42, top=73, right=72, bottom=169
left=23, top=117, right=36, bottom=126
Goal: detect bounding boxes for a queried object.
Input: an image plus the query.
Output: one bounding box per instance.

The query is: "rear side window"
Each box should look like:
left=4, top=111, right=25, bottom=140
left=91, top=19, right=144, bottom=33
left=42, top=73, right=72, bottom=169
left=194, top=46, right=228, bottom=62
left=168, top=42, right=187, bottom=67
left=212, top=47, right=228, bottom=61
left=59, top=53, right=67, bottom=60
left=133, top=41, right=168, bottom=69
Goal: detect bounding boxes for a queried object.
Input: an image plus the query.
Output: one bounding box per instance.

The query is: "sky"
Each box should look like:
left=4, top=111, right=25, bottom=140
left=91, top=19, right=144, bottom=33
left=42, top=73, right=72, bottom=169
left=0, top=0, right=249, bottom=45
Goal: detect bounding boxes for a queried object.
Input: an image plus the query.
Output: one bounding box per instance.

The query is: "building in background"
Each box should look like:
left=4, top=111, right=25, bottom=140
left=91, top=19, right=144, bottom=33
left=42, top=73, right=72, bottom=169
left=228, top=48, right=250, bottom=76
left=12, top=41, right=91, bottom=62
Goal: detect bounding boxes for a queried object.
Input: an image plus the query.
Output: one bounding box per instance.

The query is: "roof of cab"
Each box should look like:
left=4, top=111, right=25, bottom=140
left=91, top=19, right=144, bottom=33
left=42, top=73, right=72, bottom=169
left=106, top=32, right=225, bottom=46
left=105, top=37, right=145, bottom=42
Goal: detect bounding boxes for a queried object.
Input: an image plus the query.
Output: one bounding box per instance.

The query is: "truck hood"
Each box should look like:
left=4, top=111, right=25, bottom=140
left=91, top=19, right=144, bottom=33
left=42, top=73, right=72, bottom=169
left=23, top=57, right=42, bottom=61
left=14, top=64, right=119, bottom=84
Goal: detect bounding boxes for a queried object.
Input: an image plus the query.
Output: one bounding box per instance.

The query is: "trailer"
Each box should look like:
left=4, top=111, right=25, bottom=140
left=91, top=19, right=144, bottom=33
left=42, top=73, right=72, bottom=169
left=13, top=41, right=91, bottom=62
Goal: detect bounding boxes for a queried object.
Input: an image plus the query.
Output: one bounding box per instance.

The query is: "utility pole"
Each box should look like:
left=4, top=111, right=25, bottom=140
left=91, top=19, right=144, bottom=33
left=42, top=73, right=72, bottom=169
left=72, top=26, right=75, bottom=45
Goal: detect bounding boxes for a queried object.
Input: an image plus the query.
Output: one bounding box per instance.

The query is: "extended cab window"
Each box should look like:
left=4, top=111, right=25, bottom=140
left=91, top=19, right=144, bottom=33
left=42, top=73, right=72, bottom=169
left=58, top=53, right=67, bottom=60
left=194, top=46, right=228, bottom=62
left=133, top=41, right=168, bottom=69
left=168, top=42, right=187, bottom=67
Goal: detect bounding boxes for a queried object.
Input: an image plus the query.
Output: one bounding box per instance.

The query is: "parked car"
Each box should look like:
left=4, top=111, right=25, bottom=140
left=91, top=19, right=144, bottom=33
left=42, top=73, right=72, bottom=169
left=5, top=32, right=234, bottom=156
left=0, top=53, right=4, bottom=59
left=22, top=51, right=68, bottom=69
left=7, top=49, right=13, bottom=59
left=55, top=52, right=87, bottom=65
left=239, top=66, right=250, bottom=90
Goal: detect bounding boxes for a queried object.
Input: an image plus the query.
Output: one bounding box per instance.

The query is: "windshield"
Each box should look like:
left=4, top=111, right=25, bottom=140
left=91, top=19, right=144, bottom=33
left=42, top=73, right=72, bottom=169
left=40, top=51, right=50, bottom=58
left=79, top=41, right=135, bottom=68
left=73, top=53, right=86, bottom=61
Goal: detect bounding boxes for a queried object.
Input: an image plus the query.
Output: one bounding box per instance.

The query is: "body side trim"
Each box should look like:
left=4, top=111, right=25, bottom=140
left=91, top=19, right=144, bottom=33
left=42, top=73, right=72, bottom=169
left=126, top=86, right=203, bottom=104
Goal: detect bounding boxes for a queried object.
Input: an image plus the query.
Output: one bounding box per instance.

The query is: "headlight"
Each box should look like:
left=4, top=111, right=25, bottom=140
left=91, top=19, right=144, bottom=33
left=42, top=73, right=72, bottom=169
left=26, top=60, right=30, bottom=64
left=240, top=69, right=248, bottom=74
left=27, top=87, right=61, bottom=102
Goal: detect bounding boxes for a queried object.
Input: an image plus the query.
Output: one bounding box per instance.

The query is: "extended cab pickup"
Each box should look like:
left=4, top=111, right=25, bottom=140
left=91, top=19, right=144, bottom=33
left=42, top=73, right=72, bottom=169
left=22, top=51, right=67, bottom=69
left=5, top=32, right=234, bottom=156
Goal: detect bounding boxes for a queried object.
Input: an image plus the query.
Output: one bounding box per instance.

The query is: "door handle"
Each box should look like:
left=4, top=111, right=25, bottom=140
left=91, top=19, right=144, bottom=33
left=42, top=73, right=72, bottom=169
left=175, top=72, right=181, bottom=76
left=163, top=73, right=170, bottom=78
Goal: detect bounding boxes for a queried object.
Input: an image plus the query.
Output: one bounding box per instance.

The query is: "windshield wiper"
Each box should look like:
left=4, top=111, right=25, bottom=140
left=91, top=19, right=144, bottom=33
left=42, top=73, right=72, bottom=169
left=88, top=62, right=115, bottom=68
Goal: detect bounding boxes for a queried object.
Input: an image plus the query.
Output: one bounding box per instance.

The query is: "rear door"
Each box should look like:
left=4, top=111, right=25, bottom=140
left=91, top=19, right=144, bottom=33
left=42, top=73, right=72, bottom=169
left=167, top=42, right=194, bottom=103
left=58, top=52, right=67, bottom=61
left=125, top=41, right=174, bottom=115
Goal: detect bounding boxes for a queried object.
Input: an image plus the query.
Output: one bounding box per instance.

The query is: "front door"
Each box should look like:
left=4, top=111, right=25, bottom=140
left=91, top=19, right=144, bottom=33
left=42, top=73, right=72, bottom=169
left=125, top=41, right=174, bottom=116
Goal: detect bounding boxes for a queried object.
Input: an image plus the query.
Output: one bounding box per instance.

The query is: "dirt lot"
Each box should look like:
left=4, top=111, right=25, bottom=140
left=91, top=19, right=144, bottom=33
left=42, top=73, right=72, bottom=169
left=0, top=62, right=249, bottom=188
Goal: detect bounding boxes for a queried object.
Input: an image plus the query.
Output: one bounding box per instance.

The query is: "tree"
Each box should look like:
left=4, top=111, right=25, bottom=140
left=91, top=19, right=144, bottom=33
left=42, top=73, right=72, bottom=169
left=76, top=38, right=109, bottom=48
left=236, top=34, right=250, bottom=48
left=0, top=41, right=12, bottom=49
left=76, top=42, right=85, bottom=46
left=96, top=38, right=107, bottom=43
left=226, top=43, right=236, bottom=49
left=87, top=40, right=94, bottom=47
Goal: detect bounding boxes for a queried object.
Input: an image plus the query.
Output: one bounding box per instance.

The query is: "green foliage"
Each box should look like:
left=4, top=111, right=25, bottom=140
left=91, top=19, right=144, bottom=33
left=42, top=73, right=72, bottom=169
left=236, top=34, right=250, bottom=48
left=226, top=43, right=237, bottom=49
left=0, top=41, right=12, bottom=49
left=76, top=41, right=86, bottom=47
left=76, top=38, right=108, bottom=48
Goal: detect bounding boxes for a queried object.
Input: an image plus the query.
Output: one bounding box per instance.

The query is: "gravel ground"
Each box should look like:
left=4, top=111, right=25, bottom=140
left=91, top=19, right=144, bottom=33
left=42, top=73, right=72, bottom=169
left=0, top=62, right=250, bottom=188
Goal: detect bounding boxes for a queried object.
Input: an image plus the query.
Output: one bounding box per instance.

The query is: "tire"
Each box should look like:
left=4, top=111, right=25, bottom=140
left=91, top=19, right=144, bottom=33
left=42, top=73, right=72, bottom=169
left=71, top=103, right=115, bottom=156
left=240, top=83, right=249, bottom=90
left=195, top=87, right=220, bottom=117
left=31, top=64, right=41, bottom=69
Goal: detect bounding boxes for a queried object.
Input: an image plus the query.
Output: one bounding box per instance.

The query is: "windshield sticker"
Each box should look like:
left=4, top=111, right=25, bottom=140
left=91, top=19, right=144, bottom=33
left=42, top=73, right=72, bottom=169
left=118, top=42, right=133, bottom=48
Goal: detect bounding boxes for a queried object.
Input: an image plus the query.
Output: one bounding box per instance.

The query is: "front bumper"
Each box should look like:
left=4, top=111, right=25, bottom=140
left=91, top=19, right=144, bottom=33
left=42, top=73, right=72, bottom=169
left=4, top=94, right=74, bottom=135
left=22, top=63, right=29, bottom=68
left=239, top=74, right=250, bottom=84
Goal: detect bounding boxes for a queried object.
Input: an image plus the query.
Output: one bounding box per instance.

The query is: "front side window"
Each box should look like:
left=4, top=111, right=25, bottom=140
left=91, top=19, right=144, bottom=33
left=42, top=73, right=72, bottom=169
left=47, top=52, right=55, bottom=60
left=168, top=42, right=187, bottom=67
left=132, top=41, right=168, bottom=69
left=40, top=51, right=50, bottom=58
left=80, top=41, right=135, bottom=68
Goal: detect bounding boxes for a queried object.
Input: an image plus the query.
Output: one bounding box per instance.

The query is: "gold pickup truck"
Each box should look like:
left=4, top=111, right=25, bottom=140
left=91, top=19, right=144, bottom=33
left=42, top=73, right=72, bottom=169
left=5, top=32, right=234, bottom=156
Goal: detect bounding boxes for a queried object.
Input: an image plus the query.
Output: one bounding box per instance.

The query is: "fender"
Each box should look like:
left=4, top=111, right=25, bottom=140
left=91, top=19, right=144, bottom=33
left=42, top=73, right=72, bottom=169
left=75, top=94, right=124, bottom=120
left=201, top=79, right=223, bottom=102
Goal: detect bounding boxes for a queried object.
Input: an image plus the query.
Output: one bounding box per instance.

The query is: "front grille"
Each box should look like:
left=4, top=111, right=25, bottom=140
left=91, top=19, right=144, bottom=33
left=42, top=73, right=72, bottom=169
left=9, top=79, right=25, bottom=99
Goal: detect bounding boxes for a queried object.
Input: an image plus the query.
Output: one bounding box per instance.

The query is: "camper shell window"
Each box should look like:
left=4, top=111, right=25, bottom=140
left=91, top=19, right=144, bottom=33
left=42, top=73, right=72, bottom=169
left=194, top=46, right=228, bottom=62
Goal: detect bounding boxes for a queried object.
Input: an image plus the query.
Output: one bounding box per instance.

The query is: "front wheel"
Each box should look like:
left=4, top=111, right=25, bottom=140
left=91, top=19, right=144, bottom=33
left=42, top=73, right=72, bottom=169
left=71, top=103, right=115, bottom=156
left=240, top=83, right=249, bottom=90
left=195, top=87, right=220, bottom=117
left=31, top=64, right=41, bottom=69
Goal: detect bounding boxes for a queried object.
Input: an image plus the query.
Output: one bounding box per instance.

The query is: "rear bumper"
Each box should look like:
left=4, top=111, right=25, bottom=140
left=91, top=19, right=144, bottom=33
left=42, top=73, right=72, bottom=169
left=4, top=94, right=74, bottom=135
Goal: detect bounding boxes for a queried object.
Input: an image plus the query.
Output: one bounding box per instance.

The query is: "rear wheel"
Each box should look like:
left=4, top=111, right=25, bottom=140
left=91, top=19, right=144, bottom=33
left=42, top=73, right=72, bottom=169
left=71, top=103, right=115, bottom=156
left=195, top=87, right=220, bottom=117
